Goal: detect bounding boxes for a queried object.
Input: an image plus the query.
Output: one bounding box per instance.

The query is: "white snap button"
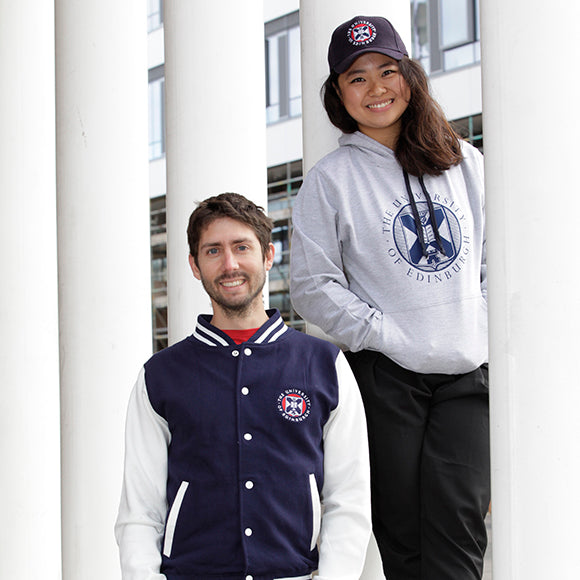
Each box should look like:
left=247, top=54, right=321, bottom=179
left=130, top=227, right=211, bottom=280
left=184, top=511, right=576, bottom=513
left=244, top=347, right=252, bottom=356
left=232, top=350, right=240, bottom=357
left=241, top=387, right=249, bottom=395
left=246, top=576, right=253, bottom=580
left=245, top=481, right=254, bottom=489
left=245, top=528, right=253, bottom=536
left=244, top=433, right=252, bottom=441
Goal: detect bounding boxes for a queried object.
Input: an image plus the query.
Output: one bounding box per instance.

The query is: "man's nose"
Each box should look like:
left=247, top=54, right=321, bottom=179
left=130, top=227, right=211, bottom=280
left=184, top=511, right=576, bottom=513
left=223, top=249, right=239, bottom=271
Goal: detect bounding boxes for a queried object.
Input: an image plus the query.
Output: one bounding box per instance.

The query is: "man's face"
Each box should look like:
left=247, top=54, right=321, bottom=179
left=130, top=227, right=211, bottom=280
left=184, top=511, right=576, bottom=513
left=189, top=217, right=274, bottom=319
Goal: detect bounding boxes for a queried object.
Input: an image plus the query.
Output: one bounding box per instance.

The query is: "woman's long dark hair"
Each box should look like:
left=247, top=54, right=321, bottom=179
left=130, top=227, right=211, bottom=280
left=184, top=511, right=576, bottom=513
left=322, top=56, right=463, bottom=177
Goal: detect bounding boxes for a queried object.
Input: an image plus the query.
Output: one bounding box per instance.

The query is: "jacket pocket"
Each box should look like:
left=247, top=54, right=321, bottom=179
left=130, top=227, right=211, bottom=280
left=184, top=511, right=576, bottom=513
left=163, top=481, right=189, bottom=557
left=309, top=474, right=321, bottom=551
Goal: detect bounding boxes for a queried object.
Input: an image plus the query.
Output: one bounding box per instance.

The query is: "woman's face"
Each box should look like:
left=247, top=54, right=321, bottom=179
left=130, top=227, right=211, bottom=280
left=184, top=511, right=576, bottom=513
left=336, top=52, right=411, bottom=150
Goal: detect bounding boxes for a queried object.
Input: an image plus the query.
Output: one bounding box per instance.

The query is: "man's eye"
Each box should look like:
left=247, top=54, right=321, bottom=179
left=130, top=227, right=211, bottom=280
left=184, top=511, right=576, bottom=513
left=237, top=245, right=249, bottom=252
left=207, top=248, right=219, bottom=255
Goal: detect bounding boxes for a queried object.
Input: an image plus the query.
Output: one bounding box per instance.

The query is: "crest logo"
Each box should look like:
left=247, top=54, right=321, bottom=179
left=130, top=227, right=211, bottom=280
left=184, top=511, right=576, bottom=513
left=348, top=21, right=377, bottom=46
left=393, top=202, right=461, bottom=271
left=277, top=388, right=311, bottom=423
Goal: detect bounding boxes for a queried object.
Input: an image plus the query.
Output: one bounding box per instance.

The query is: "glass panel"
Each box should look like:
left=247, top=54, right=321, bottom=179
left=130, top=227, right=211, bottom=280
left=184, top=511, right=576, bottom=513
left=450, top=114, right=483, bottom=153
left=265, top=16, right=302, bottom=124
left=148, top=77, right=165, bottom=160
left=443, top=41, right=479, bottom=70
left=411, top=0, right=430, bottom=65
left=272, top=225, right=290, bottom=265
left=289, top=160, right=303, bottom=178
left=147, top=0, right=163, bottom=32
left=150, top=196, right=167, bottom=352
left=266, top=36, right=280, bottom=123
left=288, top=26, right=301, bottom=104
left=289, top=96, right=302, bottom=118
left=440, top=0, right=471, bottom=48
left=267, top=161, right=304, bottom=330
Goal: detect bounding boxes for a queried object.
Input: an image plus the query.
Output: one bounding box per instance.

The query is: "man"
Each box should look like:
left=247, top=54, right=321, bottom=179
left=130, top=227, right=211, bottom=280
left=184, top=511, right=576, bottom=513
left=115, top=193, right=371, bottom=580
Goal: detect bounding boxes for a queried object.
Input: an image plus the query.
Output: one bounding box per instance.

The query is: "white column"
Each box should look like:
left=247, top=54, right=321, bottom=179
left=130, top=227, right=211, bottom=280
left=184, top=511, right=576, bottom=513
left=299, top=3, right=410, bottom=578
left=0, top=2, right=61, bottom=578
left=164, top=0, right=268, bottom=343
left=55, top=1, right=152, bottom=578
left=481, top=1, right=580, bottom=578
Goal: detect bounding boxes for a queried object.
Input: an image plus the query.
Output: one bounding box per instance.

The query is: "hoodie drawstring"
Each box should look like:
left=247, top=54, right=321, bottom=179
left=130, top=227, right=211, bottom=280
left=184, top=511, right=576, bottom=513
left=403, top=170, right=446, bottom=257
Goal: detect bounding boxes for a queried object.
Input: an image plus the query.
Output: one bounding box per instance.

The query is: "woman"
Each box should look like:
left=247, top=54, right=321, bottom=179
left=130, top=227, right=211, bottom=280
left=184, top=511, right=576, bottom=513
left=290, top=15, right=489, bottom=580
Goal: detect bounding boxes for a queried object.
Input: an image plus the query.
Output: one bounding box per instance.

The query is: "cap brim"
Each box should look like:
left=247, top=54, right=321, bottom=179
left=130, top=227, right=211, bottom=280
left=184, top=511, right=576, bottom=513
left=333, top=47, right=406, bottom=74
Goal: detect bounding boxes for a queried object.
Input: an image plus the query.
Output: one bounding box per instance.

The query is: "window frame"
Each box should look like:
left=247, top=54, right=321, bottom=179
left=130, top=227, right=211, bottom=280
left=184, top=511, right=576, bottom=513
left=265, top=11, right=301, bottom=125
left=148, top=65, right=165, bottom=161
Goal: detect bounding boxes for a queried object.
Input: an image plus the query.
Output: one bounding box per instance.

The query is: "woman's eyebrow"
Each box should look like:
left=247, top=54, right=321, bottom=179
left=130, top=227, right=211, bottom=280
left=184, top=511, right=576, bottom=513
left=345, top=61, right=397, bottom=78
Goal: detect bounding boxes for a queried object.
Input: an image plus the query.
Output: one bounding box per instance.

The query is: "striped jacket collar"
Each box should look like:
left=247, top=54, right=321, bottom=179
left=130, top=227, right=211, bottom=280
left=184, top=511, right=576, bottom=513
left=192, top=309, right=289, bottom=347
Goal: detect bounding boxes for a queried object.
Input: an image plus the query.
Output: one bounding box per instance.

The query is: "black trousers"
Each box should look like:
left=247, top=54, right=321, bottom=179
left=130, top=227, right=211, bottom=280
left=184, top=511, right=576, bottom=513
left=345, top=351, right=490, bottom=580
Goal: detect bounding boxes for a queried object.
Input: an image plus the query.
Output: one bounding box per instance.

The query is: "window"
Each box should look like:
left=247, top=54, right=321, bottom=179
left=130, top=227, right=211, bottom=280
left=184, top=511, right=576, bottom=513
left=147, top=0, right=163, bottom=32
left=450, top=114, right=483, bottom=152
left=411, top=0, right=480, bottom=74
left=411, top=0, right=431, bottom=70
left=440, top=0, right=480, bottom=70
left=265, top=11, right=302, bottom=124
left=150, top=195, right=168, bottom=352
left=148, top=65, right=165, bottom=161
left=267, top=160, right=305, bottom=331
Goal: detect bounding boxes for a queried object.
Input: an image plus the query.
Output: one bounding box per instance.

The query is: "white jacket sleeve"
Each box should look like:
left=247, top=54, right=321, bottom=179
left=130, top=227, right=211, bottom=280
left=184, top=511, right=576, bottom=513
left=290, top=169, right=387, bottom=353
left=317, top=352, right=372, bottom=580
left=115, top=367, right=171, bottom=580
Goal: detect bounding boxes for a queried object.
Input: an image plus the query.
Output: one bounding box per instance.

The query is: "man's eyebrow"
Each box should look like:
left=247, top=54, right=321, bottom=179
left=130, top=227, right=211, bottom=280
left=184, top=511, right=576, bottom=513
left=200, top=238, right=253, bottom=249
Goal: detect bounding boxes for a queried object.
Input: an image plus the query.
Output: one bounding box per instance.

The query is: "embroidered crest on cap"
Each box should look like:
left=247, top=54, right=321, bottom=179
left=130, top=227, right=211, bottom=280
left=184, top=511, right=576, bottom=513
left=347, top=20, right=377, bottom=46
left=277, top=388, right=311, bottom=423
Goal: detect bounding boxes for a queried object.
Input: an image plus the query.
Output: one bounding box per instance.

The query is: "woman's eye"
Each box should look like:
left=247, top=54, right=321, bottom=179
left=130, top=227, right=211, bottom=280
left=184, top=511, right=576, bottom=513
left=382, top=69, right=396, bottom=77
left=350, top=77, right=365, bottom=84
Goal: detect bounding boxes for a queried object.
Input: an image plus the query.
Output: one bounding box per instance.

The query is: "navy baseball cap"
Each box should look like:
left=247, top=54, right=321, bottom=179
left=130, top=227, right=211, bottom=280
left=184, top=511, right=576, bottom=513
left=328, top=15, right=408, bottom=74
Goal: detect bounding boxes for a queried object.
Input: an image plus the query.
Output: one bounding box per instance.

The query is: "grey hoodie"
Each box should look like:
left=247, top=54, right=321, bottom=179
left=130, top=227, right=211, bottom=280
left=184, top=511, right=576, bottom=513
left=290, top=131, right=487, bottom=374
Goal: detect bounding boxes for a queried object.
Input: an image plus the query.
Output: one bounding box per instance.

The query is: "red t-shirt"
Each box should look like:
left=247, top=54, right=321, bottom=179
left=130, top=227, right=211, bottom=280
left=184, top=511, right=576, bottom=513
left=222, top=328, right=259, bottom=345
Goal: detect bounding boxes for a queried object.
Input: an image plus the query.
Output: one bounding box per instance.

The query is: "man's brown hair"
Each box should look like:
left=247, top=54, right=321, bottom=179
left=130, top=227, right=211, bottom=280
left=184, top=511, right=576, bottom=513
left=187, top=193, right=274, bottom=265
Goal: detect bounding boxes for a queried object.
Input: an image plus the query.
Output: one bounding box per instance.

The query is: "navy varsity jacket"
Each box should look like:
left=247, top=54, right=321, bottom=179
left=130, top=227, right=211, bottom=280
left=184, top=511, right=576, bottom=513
left=115, top=310, right=371, bottom=580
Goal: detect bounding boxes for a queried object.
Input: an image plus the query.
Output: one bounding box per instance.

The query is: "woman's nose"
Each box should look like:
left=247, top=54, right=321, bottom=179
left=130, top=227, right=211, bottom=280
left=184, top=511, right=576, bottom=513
left=368, top=81, right=387, bottom=96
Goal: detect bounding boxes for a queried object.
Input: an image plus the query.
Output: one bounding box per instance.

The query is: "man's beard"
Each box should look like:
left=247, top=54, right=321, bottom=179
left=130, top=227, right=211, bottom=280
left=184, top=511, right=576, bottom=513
left=200, top=270, right=266, bottom=319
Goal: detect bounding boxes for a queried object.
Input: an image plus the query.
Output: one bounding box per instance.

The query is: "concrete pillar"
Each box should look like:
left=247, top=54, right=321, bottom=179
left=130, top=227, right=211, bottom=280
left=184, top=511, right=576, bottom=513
left=55, top=1, right=152, bottom=577
left=481, top=1, right=580, bottom=578
left=0, top=1, right=61, bottom=578
left=164, top=0, right=268, bottom=343
left=299, top=3, right=410, bottom=578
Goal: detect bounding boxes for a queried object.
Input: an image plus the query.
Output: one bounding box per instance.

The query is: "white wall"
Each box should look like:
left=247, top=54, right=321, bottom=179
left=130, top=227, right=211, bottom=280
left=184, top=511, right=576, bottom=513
left=148, top=25, right=165, bottom=69
left=149, top=157, right=167, bottom=198
left=430, top=64, right=482, bottom=121
left=267, top=117, right=303, bottom=167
